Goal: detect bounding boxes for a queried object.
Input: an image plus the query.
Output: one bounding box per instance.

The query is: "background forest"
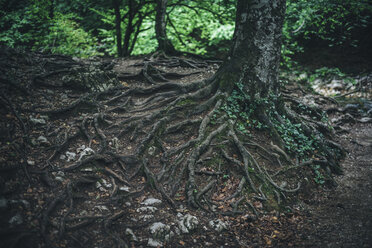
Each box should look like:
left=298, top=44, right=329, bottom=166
left=1, top=0, right=372, bottom=71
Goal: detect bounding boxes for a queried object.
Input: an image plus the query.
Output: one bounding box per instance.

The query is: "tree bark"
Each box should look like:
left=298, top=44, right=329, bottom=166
left=217, top=0, right=286, bottom=99
left=122, top=0, right=134, bottom=57
left=155, top=0, right=176, bottom=54
left=113, top=0, right=123, bottom=57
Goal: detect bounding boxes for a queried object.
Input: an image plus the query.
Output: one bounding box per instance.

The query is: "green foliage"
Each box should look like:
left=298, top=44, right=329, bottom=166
left=272, top=116, right=318, bottom=158
left=91, top=3, right=156, bottom=56
left=0, top=0, right=51, bottom=48
left=1, top=0, right=370, bottom=62
left=167, top=0, right=235, bottom=56
left=0, top=0, right=100, bottom=57
left=89, top=7, right=117, bottom=56
left=220, top=82, right=325, bottom=160
left=312, top=164, right=325, bottom=184
left=177, top=98, right=196, bottom=106
left=221, top=81, right=268, bottom=133
left=282, top=0, right=372, bottom=68
left=309, top=67, right=357, bottom=85
left=131, top=18, right=157, bottom=55
left=37, top=12, right=101, bottom=57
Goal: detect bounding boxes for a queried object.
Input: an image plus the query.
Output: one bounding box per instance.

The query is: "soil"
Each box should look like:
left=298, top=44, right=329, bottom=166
left=299, top=122, right=372, bottom=247
left=0, top=48, right=371, bottom=248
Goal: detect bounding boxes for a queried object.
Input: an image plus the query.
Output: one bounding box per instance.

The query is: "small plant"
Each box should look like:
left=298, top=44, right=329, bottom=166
left=309, top=67, right=357, bottom=85
left=312, top=164, right=325, bottom=184
left=271, top=115, right=319, bottom=158
left=221, top=81, right=267, bottom=132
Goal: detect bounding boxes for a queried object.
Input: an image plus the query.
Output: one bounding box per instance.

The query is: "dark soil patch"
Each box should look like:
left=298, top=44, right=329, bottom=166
left=298, top=122, right=372, bottom=247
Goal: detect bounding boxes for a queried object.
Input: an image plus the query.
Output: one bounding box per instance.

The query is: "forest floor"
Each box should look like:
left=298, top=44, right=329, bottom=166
left=0, top=48, right=371, bottom=247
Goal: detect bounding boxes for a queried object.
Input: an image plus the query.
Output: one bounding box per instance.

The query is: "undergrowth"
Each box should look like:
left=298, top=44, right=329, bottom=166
left=220, top=81, right=335, bottom=185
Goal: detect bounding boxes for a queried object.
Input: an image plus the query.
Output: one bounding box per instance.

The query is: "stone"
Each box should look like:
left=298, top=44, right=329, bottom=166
left=29, top=117, right=46, bottom=125
left=329, top=80, right=343, bottom=90
left=100, top=179, right=112, bottom=188
left=111, top=137, right=120, bottom=150
left=208, top=219, right=228, bottom=232
left=30, top=139, right=38, bottom=146
left=9, top=214, right=23, bottom=226
left=55, top=177, right=64, bottom=183
left=56, top=171, right=65, bottom=177
left=174, top=226, right=181, bottom=235
left=280, top=181, right=288, bottom=188
left=39, top=115, right=49, bottom=121
left=80, top=210, right=88, bottom=215
left=148, top=146, right=156, bottom=156
left=359, top=117, right=372, bottom=123
left=61, top=93, right=68, bottom=99
left=178, top=214, right=199, bottom=234
left=65, top=152, right=76, bottom=162
left=78, top=147, right=95, bottom=161
left=125, top=228, right=138, bottom=242
left=94, top=205, right=109, bottom=212
left=119, top=186, right=130, bottom=192
left=139, top=215, right=154, bottom=221
left=149, top=222, right=171, bottom=241
left=136, top=206, right=158, bottom=213
left=37, top=136, right=49, bottom=145
left=76, top=145, right=86, bottom=153
left=95, top=182, right=106, bottom=192
left=298, top=73, right=307, bottom=81
left=27, top=160, right=35, bottom=166
left=147, top=238, right=163, bottom=247
left=59, top=154, right=66, bottom=160
left=141, top=198, right=162, bottom=206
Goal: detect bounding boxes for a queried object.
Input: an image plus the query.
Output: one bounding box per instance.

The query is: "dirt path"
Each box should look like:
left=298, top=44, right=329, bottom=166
left=300, top=123, right=372, bottom=247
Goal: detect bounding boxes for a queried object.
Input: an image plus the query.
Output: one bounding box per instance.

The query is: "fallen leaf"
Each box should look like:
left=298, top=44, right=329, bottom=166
left=120, top=81, right=129, bottom=87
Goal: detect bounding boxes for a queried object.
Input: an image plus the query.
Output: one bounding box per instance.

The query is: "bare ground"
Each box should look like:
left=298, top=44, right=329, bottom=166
left=298, top=122, right=372, bottom=247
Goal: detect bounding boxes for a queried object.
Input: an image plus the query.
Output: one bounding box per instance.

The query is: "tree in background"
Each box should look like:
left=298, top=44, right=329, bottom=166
left=113, top=0, right=124, bottom=56
left=111, top=0, right=154, bottom=57
left=155, top=0, right=176, bottom=55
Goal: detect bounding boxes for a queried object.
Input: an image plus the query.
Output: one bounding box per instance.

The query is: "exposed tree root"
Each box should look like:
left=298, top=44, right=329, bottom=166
left=40, top=67, right=341, bottom=223
left=1, top=50, right=345, bottom=246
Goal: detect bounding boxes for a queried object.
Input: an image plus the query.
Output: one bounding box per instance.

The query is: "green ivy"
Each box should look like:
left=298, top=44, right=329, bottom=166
left=312, top=164, right=325, bottom=184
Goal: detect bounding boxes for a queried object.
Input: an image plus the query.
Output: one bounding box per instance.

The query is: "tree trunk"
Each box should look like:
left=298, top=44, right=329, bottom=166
left=122, top=0, right=134, bottom=57
left=214, top=0, right=286, bottom=148
left=49, top=0, right=54, bottom=19
left=113, top=0, right=123, bottom=57
left=218, top=0, right=286, bottom=100
left=155, top=0, right=176, bottom=54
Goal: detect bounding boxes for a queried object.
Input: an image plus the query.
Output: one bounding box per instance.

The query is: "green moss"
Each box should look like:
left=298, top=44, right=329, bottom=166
left=177, top=98, right=196, bottom=106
